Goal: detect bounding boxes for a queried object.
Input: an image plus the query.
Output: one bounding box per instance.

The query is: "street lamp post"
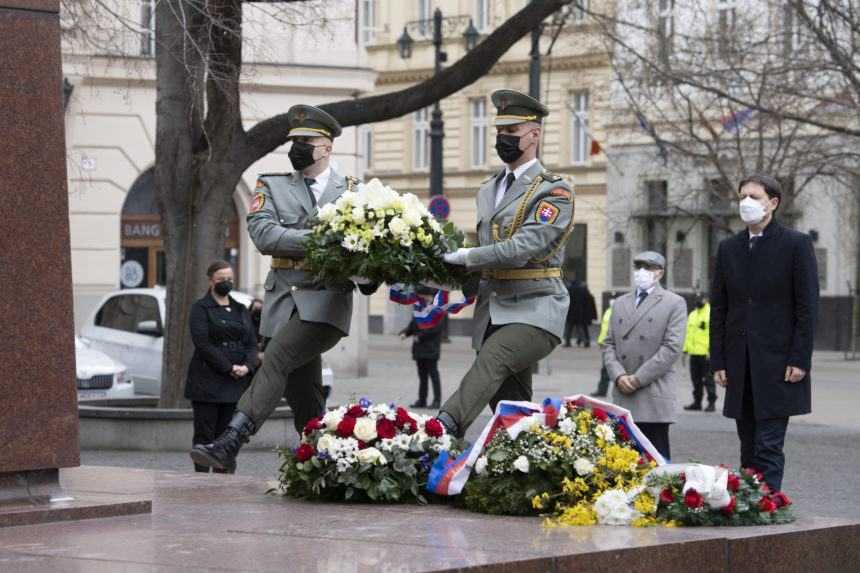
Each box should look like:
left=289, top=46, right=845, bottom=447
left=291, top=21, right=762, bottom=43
left=398, top=11, right=480, bottom=197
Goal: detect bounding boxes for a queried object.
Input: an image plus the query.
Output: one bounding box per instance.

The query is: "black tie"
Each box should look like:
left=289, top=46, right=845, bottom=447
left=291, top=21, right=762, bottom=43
left=749, top=236, right=760, bottom=251
left=636, top=290, right=649, bottom=308
left=304, top=177, right=317, bottom=207
left=504, top=172, right=516, bottom=193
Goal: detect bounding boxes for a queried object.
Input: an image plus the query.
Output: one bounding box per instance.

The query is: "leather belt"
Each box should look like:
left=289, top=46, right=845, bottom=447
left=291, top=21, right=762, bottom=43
left=271, top=257, right=306, bottom=271
left=483, top=267, right=562, bottom=280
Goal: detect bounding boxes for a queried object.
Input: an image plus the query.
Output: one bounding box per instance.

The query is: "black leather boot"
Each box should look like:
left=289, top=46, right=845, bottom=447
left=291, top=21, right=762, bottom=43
left=190, top=412, right=255, bottom=471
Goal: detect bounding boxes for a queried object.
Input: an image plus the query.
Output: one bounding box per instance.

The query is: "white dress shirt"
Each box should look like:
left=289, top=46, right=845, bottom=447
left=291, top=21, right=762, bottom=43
left=305, top=166, right=331, bottom=204
left=494, top=158, right=538, bottom=207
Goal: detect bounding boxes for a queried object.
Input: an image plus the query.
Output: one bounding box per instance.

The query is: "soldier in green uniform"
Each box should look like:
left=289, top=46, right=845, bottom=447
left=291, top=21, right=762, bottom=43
left=191, top=105, right=375, bottom=471
left=437, top=89, right=575, bottom=437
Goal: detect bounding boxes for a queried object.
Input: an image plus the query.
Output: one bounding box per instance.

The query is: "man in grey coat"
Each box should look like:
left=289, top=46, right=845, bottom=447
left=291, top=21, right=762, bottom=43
left=437, top=89, right=575, bottom=437
left=602, top=251, right=687, bottom=459
left=191, top=104, right=374, bottom=471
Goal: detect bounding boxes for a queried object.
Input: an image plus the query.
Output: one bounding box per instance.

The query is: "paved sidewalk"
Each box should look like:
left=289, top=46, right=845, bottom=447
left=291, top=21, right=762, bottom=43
left=83, top=335, right=860, bottom=520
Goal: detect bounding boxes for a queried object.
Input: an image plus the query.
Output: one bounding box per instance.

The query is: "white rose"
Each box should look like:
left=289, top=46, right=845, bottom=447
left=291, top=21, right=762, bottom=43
left=318, top=203, right=337, bottom=222
left=574, top=457, right=595, bottom=476
left=388, top=217, right=408, bottom=237
left=594, top=489, right=638, bottom=526
left=353, top=417, right=378, bottom=442
left=351, top=207, right=366, bottom=224
left=316, top=434, right=334, bottom=453
left=356, top=447, right=387, bottom=466
left=322, top=410, right=343, bottom=431
left=474, top=456, right=488, bottom=475
left=513, top=455, right=530, bottom=473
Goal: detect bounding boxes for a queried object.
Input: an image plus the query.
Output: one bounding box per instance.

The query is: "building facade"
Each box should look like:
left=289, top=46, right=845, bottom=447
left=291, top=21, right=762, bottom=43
left=360, top=0, right=613, bottom=333
left=62, top=0, right=376, bottom=374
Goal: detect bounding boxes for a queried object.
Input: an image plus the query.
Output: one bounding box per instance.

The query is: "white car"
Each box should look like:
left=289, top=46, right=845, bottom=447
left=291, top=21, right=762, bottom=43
left=75, top=336, right=134, bottom=400
left=79, top=287, right=333, bottom=395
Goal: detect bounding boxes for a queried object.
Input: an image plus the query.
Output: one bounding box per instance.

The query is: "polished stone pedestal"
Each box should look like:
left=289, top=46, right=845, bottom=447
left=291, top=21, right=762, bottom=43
left=0, top=466, right=855, bottom=572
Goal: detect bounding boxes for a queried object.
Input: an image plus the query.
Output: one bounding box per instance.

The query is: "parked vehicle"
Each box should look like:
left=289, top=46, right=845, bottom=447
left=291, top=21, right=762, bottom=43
left=75, top=336, right=134, bottom=400
left=79, top=287, right=333, bottom=395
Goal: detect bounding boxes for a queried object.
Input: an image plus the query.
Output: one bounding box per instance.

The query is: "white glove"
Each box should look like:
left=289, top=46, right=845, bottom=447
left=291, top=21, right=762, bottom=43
left=442, top=248, right=471, bottom=266
left=349, top=276, right=374, bottom=285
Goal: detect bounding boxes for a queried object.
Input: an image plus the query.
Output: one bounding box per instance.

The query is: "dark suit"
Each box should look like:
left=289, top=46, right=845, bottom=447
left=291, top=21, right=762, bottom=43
left=401, top=319, right=443, bottom=405
left=710, top=221, right=818, bottom=490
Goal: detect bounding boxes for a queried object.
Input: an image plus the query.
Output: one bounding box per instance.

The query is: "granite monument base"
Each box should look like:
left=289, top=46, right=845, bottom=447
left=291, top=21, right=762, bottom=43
left=0, top=465, right=855, bottom=572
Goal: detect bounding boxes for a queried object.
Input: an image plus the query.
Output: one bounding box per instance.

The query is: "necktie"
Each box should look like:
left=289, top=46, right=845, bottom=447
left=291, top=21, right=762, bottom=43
left=749, top=236, right=760, bottom=251
left=304, top=177, right=317, bottom=207
left=636, top=290, right=649, bottom=308
left=504, top=172, right=516, bottom=193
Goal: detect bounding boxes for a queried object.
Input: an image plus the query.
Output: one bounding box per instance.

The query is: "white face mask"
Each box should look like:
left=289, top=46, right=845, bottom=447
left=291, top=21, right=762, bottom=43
left=739, top=196, right=767, bottom=224
left=634, top=268, right=657, bottom=291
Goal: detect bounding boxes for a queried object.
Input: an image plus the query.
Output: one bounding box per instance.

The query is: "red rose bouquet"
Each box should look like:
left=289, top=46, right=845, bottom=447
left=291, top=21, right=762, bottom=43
left=276, top=399, right=458, bottom=503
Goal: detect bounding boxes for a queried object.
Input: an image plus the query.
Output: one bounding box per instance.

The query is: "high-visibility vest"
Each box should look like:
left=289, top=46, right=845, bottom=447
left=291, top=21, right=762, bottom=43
left=684, top=303, right=710, bottom=356
left=597, top=307, right=612, bottom=345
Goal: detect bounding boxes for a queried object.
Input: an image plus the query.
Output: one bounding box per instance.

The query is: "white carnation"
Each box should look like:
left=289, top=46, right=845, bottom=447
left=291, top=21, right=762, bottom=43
left=351, top=207, right=366, bottom=224
left=474, top=456, right=488, bottom=475
left=513, top=455, right=530, bottom=473
left=353, top=417, right=378, bottom=442
left=317, top=203, right=337, bottom=222
left=558, top=418, right=576, bottom=435
left=574, top=457, right=595, bottom=476
left=594, top=489, right=639, bottom=526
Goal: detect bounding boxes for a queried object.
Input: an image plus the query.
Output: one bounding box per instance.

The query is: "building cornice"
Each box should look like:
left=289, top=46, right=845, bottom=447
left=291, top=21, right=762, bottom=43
left=375, top=53, right=610, bottom=86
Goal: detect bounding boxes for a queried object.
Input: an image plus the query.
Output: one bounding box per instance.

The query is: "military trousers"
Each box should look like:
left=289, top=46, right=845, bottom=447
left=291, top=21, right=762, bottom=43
left=237, top=310, right=343, bottom=434
left=441, top=323, right=558, bottom=437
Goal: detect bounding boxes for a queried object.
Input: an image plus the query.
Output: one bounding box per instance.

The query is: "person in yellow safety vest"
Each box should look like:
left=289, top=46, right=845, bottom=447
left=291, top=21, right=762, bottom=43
left=683, top=295, right=716, bottom=412
left=590, top=298, right=615, bottom=397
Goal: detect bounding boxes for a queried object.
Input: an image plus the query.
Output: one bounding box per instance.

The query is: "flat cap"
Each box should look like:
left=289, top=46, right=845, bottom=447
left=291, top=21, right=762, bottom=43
left=491, top=89, right=549, bottom=126
left=287, top=104, right=342, bottom=140
left=633, top=250, right=666, bottom=269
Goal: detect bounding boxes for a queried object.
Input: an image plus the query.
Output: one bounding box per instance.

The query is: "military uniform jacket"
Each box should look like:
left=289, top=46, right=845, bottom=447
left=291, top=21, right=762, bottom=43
left=248, top=169, right=356, bottom=337
left=464, top=161, right=574, bottom=350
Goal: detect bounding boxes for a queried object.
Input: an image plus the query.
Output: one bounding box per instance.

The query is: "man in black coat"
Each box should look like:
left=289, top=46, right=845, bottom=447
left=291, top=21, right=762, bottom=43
left=710, top=173, right=819, bottom=492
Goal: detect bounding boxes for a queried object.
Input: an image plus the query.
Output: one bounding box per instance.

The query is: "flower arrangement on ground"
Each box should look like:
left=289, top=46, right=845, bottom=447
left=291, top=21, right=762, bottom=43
left=277, top=399, right=457, bottom=503
left=460, top=398, right=657, bottom=521
left=645, top=464, right=795, bottom=526
left=304, top=178, right=469, bottom=287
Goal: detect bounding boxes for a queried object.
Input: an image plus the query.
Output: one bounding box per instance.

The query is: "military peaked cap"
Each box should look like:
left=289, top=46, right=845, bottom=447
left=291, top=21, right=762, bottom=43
left=491, top=89, right=549, bottom=126
left=287, top=104, right=342, bottom=139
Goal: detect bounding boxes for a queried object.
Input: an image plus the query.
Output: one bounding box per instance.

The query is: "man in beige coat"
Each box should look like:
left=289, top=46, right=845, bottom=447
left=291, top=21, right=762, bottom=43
left=602, top=251, right=687, bottom=459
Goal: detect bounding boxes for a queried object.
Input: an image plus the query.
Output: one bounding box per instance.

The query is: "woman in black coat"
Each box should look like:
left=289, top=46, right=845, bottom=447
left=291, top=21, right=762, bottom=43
left=185, top=260, right=258, bottom=473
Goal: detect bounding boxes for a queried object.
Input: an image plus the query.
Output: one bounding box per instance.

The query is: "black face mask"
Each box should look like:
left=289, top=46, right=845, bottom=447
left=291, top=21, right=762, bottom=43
left=213, top=280, right=233, bottom=297
left=288, top=141, right=318, bottom=172
left=495, top=133, right=524, bottom=164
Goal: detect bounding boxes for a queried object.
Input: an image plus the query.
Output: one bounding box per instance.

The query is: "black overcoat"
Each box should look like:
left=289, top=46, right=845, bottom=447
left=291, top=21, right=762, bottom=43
left=401, top=319, right=442, bottom=361
left=710, top=221, right=819, bottom=419
left=184, top=292, right=258, bottom=403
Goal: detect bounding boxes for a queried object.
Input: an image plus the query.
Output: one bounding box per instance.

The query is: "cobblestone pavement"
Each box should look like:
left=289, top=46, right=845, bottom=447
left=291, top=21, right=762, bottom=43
left=82, top=335, right=860, bottom=520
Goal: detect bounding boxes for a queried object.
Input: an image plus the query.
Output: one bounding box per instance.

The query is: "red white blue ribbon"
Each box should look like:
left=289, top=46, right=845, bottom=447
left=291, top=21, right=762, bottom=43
left=427, top=394, right=667, bottom=496
left=389, top=285, right=475, bottom=330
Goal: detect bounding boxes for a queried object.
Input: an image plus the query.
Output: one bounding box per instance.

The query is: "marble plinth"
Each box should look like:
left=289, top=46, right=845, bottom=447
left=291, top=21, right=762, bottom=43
left=0, top=466, right=855, bottom=572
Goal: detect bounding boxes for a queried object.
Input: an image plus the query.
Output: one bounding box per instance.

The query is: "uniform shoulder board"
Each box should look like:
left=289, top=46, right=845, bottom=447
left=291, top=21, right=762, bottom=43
left=541, top=172, right=563, bottom=183
left=258, top=172, right=291, bottom=179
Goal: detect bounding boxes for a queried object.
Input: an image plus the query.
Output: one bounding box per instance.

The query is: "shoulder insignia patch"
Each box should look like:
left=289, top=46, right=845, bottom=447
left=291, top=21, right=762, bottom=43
left=535, top=200, right=560, bottom=225
left=250, top=191, right=266, bottom=213
left=550, top=188, right=572, bottom=201
left=255, top=179, right=266, bottom=189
